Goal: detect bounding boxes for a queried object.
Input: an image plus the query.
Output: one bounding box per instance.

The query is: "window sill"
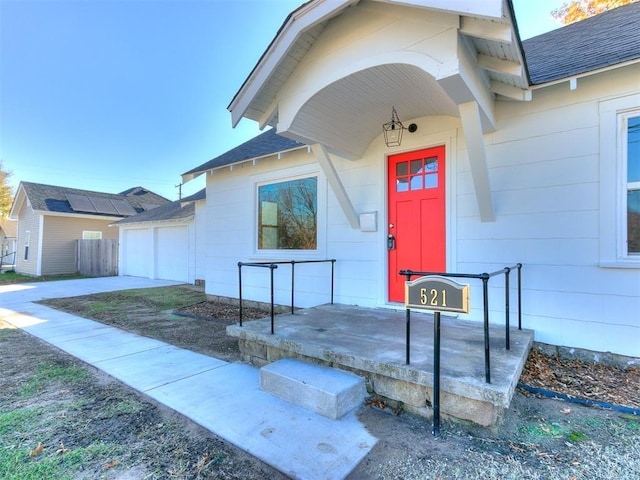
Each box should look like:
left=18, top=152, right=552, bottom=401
left=599, top=260, right=640, bottom=269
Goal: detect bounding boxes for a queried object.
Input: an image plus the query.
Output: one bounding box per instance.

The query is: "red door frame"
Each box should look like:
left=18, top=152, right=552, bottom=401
left=387, top=146, right=446, bottom=302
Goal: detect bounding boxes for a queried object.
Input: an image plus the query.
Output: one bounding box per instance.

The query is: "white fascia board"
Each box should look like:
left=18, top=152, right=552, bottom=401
left=39, top=211, right=124, bottom=221
left=181, top=171, right=205, bottom=184
left=8, top=184, right=27, bottom=219
left=229, top=0, right=359, bottom=128
left=530, top=58, right=640, bottom=91
left=115, top=217, right=194, bottom=229
left=374, top=0, right=503, bottom=19
left=183, top=145, right=310, bottom=180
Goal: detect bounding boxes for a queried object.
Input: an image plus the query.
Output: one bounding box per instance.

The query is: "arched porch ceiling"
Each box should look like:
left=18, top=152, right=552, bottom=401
left=281, top=63, right=459, bottom=159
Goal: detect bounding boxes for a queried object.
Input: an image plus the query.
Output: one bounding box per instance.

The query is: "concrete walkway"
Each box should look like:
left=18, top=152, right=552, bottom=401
left=0, top=277, right=376, bottom=480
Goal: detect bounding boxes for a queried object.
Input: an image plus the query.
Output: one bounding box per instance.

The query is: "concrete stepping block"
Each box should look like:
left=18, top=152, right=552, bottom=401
left=260, top=358, right=366, bottom=419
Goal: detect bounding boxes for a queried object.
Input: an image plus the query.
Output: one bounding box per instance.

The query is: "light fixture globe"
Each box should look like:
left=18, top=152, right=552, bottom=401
left=383, top=106, right=405, bottom=147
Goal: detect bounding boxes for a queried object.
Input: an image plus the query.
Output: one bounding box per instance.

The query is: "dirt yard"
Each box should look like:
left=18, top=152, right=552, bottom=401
left=2, top=284, right=639, bottom=479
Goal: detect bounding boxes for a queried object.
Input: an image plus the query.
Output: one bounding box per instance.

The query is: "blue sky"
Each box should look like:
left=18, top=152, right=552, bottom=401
left=1, top=0, right=565, bottom=201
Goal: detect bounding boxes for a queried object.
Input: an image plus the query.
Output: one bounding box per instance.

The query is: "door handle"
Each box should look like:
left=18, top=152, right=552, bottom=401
left=387, top=234, right=396, bottom=250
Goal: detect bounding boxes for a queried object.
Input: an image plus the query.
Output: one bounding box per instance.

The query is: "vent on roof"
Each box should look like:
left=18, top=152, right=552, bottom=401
left=140, top=202, right=160, bottom=211
left=65, top=193, right=137, bottom=216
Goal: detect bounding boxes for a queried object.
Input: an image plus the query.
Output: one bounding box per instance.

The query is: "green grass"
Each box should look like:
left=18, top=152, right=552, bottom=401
left=0, top=361, right=124, bottom=480
left=102, top=398, right=145, bottom=417
left=0, top=272, right=88, bottom=285
left=0, top=440, right=123, bottom=480
left=117, top=286, right=206, bottom=310
left=20, top=363, right=88, bottom=398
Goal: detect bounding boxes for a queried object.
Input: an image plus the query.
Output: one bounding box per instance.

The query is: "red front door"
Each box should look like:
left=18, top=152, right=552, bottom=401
left=388, top=146, right=446, bottom=302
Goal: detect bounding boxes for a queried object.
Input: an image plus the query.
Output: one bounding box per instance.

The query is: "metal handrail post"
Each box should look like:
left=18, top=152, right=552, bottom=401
left=482, top=273, right=491, bottom=384
left=405, top=308, right=411, bottom=365
left=517, top=263, right=522, bottom=330
left=505, top=267, right=511, bottom=350
left=238, top=262, right=243, bottom=326
left=432, top=311, right=441, bottom=437
left=330, top=259, right=336, bottom=304
left=290, top=260, right=295, bottom=314
left=270, top=264, right=275, bottom=334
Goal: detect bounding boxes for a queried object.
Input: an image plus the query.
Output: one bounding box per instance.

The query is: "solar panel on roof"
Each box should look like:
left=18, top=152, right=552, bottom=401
left=66, top=193, right=98, bottom=213
left=89, top=196, right=120, bottom=215
left=110, top=198, right=138, bottom=216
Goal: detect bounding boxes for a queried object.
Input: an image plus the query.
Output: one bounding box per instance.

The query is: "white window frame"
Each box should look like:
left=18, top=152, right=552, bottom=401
left=82, top=231, right=102, bottom=240
left=599, top=94, right=640, bottom=267
left=24, top=230, right=30, bottom=261
left=252, top=166, right=326, bottom=259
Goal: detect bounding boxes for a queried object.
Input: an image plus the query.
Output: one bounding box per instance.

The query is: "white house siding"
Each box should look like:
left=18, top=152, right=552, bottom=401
left=40, top=216, right=118, bottom=275
left=204, top=117, right=459, bottom=309
left=15, top=203, right=41, bottom=276
left=452, top=64, right=640, bottom=357
left=194, top=199, right=207, bottom=283
left=205, top=70, right=639, bottom=356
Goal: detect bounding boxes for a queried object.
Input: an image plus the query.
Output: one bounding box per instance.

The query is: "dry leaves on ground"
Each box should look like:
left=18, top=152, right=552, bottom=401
left=520, top=348, right=640, bottom=409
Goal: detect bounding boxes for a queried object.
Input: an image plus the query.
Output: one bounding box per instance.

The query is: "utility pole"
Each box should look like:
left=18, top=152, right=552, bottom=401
left=175, top=183, right=182, bottom=200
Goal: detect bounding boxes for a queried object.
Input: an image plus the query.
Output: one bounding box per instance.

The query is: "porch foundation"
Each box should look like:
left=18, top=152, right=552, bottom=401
left=227, top=304, right=534, bottom=427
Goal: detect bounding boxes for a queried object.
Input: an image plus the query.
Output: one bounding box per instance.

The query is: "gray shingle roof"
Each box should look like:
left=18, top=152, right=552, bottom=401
left=20, top=182, right=168, bottom=217
left=523, top=2, right=640, bottom=85
left=182, top=128, right=304, bottom=178
left=113, top=188, right=205, bottom=225
left=113, top=200, right=194, bottom=225
left=181, top=188, right=206, bottom=203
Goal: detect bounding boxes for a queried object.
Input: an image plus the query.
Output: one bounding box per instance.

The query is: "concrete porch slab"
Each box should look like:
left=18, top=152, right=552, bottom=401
left=228, top=304, right=534, bottom=426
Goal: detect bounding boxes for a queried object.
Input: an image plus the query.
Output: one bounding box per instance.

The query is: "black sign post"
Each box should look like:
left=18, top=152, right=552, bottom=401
left=405, top=275, right=470, bottom=437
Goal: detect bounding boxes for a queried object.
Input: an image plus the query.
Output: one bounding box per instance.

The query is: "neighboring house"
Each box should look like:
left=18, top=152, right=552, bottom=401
left=9, top=182, right=168, bottom=276
left=0, top=219, right=17, bottom=268
left=112, top=189, right=206, bottom=284
left=182, top=0, right=640, bottom=357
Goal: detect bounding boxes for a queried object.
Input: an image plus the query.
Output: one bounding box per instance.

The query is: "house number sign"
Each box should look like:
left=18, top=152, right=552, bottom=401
left=405, top=275, right=470, bottom=314
left=404, top=274, right=470, bottom=438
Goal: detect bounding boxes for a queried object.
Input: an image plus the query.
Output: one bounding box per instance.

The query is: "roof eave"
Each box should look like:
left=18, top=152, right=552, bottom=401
left=228, top=0, right=360, bottom=128
left=183, top=144, right=309, bottom=182
left=529, top=57, right=640, bottom=90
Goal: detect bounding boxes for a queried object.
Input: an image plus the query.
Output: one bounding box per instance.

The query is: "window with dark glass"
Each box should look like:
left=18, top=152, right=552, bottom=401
left=258, top=177, right=317, bottom=250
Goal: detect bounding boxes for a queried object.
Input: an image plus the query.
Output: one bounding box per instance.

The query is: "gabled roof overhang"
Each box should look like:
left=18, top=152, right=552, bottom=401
left=228, top=0, right=529, bottom=162
left=227, top=0, right=529, bottom=222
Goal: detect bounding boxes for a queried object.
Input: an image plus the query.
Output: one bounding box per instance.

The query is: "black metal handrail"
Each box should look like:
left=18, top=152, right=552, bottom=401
left=400, top=263, right=523, bottom=384
left=237, top=259, right=336, bottom=334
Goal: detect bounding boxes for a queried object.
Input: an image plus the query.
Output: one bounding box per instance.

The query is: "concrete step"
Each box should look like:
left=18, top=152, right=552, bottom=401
left=260, top=358, right=366, bottom=420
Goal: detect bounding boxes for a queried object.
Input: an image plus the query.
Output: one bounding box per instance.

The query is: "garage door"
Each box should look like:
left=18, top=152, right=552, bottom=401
left=122, top=229, right=150, bottom=278
left=156, top=226, right=189, bottom=282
